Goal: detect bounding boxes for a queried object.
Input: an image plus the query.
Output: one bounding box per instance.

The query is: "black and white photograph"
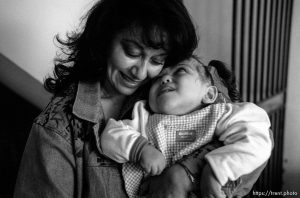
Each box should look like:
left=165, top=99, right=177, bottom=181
left=0, top=0, right=299, bottom=197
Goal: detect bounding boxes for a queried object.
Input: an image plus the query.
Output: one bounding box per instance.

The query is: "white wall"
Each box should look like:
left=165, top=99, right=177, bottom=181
left=0, top=0, right=95, bottom=83
left=184, top=0, right=232, bottom=66
left=283, top=0, right=300, bottom=193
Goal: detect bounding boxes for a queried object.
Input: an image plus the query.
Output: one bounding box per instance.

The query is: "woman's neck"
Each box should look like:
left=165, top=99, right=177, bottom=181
left=100, top=83, right=127, bottom=121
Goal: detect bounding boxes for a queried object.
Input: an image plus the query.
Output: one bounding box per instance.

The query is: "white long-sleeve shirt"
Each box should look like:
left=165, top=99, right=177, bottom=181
left=100, top=100, right=272, bottom=197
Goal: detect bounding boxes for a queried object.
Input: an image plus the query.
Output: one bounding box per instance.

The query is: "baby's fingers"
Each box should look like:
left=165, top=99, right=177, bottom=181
left=141, top=164, right=151, bottom=175
left=150, top=165, right=159, bottom=176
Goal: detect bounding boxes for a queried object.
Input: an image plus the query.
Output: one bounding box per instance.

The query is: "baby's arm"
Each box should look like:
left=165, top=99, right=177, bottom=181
left=205, top=102, right=272, bottom=186
left=100, top=118, right=147, bottom=163
left=100, top=101, right=166, bottom=175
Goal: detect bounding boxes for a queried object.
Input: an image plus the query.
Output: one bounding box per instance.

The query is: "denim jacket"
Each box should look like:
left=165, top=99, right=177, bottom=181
left=14, top=81, right=271, bottom=198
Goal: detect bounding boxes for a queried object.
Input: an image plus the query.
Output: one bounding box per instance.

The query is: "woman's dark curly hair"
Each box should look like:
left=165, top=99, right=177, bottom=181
left=44, top=0, right=198, bottom=94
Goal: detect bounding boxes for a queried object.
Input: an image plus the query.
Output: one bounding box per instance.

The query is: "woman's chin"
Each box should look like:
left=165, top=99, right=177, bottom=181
left=116, top=85, right=137, bottom=96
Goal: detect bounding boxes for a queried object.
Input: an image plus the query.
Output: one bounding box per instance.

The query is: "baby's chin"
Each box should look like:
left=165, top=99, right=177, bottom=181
left=154, top=99, right=201, bottom=115
left=150, top=96, right=196, bottom=115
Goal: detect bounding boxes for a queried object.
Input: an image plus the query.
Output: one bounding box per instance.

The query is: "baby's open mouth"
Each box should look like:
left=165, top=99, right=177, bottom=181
left=158, top=85, right=175, bottom=96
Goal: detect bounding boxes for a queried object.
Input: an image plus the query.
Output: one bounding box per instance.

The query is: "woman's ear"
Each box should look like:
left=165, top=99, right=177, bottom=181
left=202, top=86, right=218, bottom=104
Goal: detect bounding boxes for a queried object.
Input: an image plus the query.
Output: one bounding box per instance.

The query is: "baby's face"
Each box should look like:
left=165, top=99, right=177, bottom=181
left=149, top=57, right=210, bottom=115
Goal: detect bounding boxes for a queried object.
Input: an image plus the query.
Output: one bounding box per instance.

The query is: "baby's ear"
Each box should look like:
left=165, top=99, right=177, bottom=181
left=203, top=86, right=218, bottom=104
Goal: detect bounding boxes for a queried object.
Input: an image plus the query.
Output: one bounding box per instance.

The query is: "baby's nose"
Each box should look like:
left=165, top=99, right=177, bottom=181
left=161, top=75, right=172, bottom=84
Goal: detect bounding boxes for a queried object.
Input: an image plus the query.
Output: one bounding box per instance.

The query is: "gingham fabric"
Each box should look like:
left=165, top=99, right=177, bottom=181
left=123, top=103, right=227, bottom=198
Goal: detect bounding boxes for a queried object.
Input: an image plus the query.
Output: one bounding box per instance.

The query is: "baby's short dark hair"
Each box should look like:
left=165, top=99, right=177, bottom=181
left=190, top=55, right=241, bottom=102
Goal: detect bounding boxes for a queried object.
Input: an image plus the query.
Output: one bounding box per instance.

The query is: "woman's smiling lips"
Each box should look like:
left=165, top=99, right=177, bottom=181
left=120, top=72, right=142, bottom=88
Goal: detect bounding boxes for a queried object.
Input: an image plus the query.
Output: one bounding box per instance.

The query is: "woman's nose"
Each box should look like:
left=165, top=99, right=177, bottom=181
left=161, top=75, right=172, bottom=84
left=131, top=61, right=148, bottom=81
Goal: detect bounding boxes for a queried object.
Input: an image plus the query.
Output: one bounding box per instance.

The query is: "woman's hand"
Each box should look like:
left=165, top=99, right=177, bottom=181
left=200, top=164, right=226, bottom=198
left=139, top=164, right=192, bottom=198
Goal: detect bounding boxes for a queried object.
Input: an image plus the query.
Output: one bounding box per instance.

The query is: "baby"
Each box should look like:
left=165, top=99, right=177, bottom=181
left=100, top=56, right=272, bottom=198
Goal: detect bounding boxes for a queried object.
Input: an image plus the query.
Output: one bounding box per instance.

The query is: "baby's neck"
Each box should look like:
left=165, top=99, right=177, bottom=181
left=154, top=103, right=207, bottom=116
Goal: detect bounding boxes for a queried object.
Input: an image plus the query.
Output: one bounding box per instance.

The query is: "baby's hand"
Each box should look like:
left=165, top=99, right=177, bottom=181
left=139, top=145, right=166, bottom=175
left=200, top=164, right=226, bottom=198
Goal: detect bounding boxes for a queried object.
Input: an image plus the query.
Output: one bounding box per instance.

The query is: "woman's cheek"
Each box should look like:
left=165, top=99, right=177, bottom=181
left=149, top=66, right=164, bottom=79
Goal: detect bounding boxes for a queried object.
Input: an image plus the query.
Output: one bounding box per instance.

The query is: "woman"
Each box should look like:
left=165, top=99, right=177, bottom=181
left=14, top=0, right=198, bottom=197
left=14, top=0, right=268, bottom=197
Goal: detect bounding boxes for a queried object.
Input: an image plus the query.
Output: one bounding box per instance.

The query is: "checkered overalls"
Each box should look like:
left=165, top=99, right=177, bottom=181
left=122, top=103, right=227, bottom=198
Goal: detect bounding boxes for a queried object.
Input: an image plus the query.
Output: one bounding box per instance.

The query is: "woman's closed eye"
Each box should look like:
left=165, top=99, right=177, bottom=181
left=121, top=40, right=142, bottom=57
left=151, top=57, right=165, bottom=66
left=124, top=46, right=142, bottom=57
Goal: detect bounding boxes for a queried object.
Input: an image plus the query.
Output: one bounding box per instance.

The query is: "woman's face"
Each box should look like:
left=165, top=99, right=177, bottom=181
left=106, top=32, right=167, bottom=96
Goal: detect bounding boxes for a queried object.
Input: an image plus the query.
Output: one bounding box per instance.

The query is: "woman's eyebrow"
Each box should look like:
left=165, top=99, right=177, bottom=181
left=121, top=38, right=168, bottom=56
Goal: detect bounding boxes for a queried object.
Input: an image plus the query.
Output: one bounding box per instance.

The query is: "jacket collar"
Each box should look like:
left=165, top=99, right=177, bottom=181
left=73, top=81, right=103, bottom=123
